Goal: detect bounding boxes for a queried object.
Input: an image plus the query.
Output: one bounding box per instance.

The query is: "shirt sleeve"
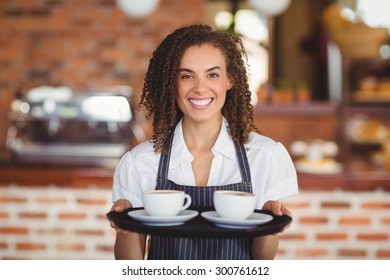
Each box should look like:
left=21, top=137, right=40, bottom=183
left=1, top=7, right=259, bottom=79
left=259, top=142, right=299, bottom=206
left=112, top=151, right=144, bottom=207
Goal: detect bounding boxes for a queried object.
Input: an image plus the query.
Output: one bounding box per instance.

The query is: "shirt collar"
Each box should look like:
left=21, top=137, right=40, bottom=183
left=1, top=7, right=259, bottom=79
left=169, top=118, right=236, bottom=169
left=212, top=118, right=236, bottom=161
left=170, top=119, right=193, bottom=169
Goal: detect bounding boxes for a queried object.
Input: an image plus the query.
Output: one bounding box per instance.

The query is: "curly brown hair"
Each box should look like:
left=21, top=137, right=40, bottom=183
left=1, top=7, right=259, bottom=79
left=138, top=24, right=260, bottom=153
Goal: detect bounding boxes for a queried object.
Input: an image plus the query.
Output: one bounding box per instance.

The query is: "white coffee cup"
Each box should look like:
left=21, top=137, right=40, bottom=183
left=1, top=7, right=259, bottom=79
left=213, top=190, right=257, bottom=220
left=143, top=190, right=192, bottom=216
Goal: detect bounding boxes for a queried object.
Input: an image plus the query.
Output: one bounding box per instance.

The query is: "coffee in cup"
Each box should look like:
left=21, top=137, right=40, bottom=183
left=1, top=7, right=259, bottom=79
left=213, top=190, right=257, bottom=220
left=143, top=190, right=192, bottom=216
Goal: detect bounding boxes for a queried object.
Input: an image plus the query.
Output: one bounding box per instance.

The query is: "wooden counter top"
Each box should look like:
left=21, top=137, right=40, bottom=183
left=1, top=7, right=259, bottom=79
left=0, top=165, right=114, bottom=188
left=0, top=164, right=389, bottom=191
left=298, top=169, right=390, bottom=191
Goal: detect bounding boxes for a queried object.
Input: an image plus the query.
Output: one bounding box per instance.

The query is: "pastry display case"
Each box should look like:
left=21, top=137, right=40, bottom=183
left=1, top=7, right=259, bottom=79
left=342, top=58, right=390, bottom=172
left=323, top=3, right=390, bottom=173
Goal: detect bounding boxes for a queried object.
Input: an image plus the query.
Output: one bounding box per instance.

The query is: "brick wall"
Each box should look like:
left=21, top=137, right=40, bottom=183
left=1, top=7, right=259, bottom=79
left=0, top=185, right=115, bottom=259
left=1, top=185, right=389, bottom=260
left=279, top=190, right=390, bottom=259
left=0, top=0, right=205, bottom=159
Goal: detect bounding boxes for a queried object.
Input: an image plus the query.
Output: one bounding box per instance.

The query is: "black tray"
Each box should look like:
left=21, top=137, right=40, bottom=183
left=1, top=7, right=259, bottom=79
left=107, top=207, right=292, bottom=238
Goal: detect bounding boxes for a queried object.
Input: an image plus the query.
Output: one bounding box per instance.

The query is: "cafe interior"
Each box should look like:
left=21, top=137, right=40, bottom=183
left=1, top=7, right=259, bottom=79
left=0, top=0, right=389, bottom=259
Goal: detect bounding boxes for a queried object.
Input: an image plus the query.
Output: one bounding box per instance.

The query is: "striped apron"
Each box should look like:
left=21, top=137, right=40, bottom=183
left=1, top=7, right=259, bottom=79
left=147, top=133, right=254, bottom=260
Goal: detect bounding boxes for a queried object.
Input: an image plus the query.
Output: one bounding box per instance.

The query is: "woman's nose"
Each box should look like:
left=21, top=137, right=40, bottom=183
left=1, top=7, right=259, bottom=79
left=193, top=78, right=207, bottom=93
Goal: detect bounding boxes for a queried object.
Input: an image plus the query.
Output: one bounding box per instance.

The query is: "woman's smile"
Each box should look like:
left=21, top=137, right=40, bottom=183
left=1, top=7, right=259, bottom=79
left=188, top=97, right=214, bottom=108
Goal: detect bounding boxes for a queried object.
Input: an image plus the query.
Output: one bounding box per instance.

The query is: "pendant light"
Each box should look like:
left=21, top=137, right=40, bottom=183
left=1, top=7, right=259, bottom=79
left=116, top=0, right=160, bottom=18
left=248, top=0, right=291, bottom=16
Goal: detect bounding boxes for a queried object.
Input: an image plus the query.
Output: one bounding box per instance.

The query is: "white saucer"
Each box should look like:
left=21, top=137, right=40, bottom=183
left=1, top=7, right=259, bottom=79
left=128, top=209, right=199, bottom=227
left=201, top=211, right=273, bottom=229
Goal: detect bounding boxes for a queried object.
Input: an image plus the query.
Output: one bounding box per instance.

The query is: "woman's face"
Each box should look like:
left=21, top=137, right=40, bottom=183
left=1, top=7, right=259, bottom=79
left=176, top=44, right=232, bottom=125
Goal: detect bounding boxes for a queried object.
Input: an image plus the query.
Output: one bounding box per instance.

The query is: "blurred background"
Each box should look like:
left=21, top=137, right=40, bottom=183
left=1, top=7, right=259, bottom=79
left=0, top=0, right=389, bottom=259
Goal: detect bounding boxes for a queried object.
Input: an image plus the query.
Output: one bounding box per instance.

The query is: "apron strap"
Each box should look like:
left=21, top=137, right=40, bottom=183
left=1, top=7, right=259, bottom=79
left=157, top=132, right=174, bottom=181
left=234, top=143, right=252, bottom=185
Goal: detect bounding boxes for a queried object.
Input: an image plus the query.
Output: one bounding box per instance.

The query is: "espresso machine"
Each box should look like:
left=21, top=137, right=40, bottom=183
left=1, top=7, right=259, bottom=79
left=6, top=85, right=144, bottom=168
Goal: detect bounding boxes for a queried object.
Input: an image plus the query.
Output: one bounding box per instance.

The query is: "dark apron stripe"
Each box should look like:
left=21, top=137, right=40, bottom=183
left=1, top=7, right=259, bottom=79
left=157, top=131, right=175, bottom=180
left=235, top=143, right=252, bottom=185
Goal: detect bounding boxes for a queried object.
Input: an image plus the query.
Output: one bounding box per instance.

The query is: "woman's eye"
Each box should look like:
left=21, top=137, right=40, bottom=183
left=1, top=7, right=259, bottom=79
left=181, top=74, right=193, bottom=80
left=208, top=73, right=219, bottom=78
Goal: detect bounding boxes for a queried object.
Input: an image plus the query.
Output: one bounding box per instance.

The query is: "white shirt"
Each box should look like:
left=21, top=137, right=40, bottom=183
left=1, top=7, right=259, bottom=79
left=112, top=118, right=298, bottom=208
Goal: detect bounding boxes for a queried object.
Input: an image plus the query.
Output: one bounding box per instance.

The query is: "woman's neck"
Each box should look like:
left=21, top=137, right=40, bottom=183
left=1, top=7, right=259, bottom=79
left=181, top=116, right=222, bottom=152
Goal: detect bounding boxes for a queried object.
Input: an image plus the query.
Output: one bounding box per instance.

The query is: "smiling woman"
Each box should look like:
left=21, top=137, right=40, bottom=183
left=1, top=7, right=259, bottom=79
left=109, top=24, right=298, bottom=260
left=138, top=24, right=258, bottom=153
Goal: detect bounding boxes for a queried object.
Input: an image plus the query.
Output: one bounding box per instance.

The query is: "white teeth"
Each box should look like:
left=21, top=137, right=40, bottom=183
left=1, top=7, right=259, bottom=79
left=189, top=98, right=212, bottom=106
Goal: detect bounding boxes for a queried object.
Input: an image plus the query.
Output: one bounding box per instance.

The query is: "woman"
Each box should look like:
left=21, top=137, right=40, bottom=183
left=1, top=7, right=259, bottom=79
left=110, top=24, right=298, bottom=260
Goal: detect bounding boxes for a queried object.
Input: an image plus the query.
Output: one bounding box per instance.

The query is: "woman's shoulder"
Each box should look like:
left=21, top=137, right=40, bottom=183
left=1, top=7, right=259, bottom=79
left=246, top=131, right=288, bottom=156
left=247, top=131, right=276, bottom=147
left=122, top=140, right=159, bottom=162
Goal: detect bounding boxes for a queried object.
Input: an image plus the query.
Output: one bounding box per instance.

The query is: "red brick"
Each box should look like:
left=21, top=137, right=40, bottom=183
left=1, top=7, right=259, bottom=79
left=361, top=202, right=390, bottom=209
left=18, top=0, right=43, bottom=9
left=376, top=249, right=390, bottom=258
left=337, top=249, right=367, bottom=257
left=0, top=242, right=8, bottom=249
left=357, top=233, right=389, bottom=241
left=36, top=197, right=67, bottom=204
left=47, top=16, right=69, bottom=30
left=0, top=212, right=9, bottom=219
left=75, top=229, right=105, bottom=236
left=321, top=201, right=350, bottom=208
left=279, top=233, right=306, bottom=240
left=0, top=196, right=28, bottom=203
left=381, top=217, right=390, bottom=225
left=0, top=48, right=24, bottom=61
left=58, top=213, right=87, bottom=220
left=18, top=212, right=47, bottom=219
left=100, top=49, right=127, bottom=62
left=56, top=243, right=85, bottom=252
left=283, top=201, right=310, bottom=209
left=35, top=228, right=67, bottom=235
left=96, top=244, right=114, bottom=252
left=0, top=227, right=28, bottom=234
left=16, top=243, right=47, bottom=251
left=296, top=248, right=328, bottom=257
left=316, top=233, right=348, bottom=240
left=96, top=213, right=108, bottom=221
left=299, top=216, right=328, bottom=224
left=339, top=217, right=370, bottom=225
left=76, top=198, right=107, bottom=205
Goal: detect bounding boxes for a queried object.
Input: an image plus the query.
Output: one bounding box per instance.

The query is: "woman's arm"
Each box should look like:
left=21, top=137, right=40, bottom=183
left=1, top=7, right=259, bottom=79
left=114, top=231, right=146, bottom=260
left=251, top=235, right=279, bottom=260
left=251, top=200, right=291, bottom=259
left=110, top=199, right=146, bottom=260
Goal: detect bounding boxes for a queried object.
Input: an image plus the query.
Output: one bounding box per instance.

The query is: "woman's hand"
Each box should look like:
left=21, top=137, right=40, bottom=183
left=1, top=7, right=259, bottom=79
left=110, top=199, right=131, bottom=212
left=109, top=199, right=132, bottom=233
left=261, top=200, right=292, bottom=233
left=109, top=199, right=146, bottom=259
left=262, top=200, right=292, bottom=217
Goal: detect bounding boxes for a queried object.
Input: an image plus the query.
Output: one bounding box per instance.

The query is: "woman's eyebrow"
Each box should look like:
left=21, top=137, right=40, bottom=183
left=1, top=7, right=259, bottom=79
left=179, top=68, right=194, bottom=73
left=179, top=66, right=221, bottom=72
left=206, top=66, right=221, bottom=72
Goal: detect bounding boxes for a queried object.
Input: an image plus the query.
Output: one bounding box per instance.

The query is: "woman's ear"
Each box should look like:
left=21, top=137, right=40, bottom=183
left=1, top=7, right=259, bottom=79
left=227, top=79, right=234, bottom=90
